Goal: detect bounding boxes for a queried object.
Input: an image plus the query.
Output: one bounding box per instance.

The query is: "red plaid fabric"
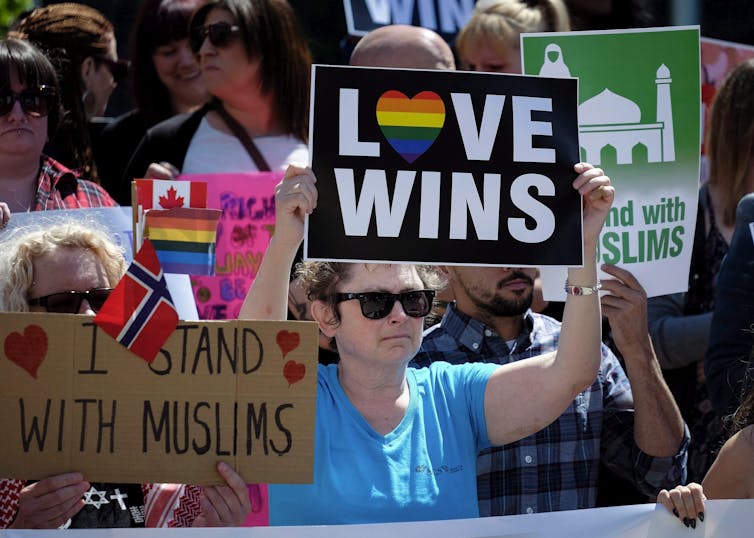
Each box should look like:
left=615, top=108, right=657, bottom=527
left=34, top=156, right=117, bottom=210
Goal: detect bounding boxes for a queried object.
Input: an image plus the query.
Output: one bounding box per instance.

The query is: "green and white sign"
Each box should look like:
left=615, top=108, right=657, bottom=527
left=522, top=26, right=701, bottom=298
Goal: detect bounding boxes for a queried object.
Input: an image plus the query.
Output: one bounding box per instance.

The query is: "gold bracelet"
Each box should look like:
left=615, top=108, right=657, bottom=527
left=564, top=280, right=601, bottom=295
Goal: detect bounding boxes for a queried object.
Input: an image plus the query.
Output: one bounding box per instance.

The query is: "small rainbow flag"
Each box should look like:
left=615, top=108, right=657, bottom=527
left=144, top=207, right=222, bottom=275
left=376, top=90, right=446, bottom=163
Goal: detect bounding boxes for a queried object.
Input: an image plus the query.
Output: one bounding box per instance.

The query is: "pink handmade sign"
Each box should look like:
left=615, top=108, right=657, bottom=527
left=180, top=173, right=282, bottom=320
left=700, top=38, right=754, bottom=175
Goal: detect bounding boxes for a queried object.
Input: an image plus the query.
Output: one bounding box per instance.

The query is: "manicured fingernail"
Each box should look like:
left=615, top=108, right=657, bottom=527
left=690, top=519, right=696, bottom=529
left=673, top=508, right=679, bottom=518
left=683, top=517, right=690, bottom=528
left=698, top=512, right=704, bottom=522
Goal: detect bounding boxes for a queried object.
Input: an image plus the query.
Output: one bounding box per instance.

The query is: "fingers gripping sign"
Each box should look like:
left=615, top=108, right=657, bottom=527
left=658, top=483, right=706, bottom=529
left=273, top=164, right=318, bottom=249
left=192, top=462, right=251, bottom=527
left=599, top=264, right=650, bottom=355
left=10, top=473, right=90, bottom=529
left=572, top=162, right=615, bottom=246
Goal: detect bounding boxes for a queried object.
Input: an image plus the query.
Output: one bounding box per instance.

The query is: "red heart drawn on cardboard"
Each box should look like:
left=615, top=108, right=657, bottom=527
left=283, top=360, right=305, bottom=387
left=4, top=325, right=48, bottom=379
left=276, top=330, right=300, bottom=359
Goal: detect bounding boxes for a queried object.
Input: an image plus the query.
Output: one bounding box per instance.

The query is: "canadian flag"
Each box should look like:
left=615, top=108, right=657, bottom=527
left=133, top=179, right=207, bottom=210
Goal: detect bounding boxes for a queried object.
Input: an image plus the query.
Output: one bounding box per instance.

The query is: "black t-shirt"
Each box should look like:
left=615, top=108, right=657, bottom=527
left=60, top=482, right=145, bottom=528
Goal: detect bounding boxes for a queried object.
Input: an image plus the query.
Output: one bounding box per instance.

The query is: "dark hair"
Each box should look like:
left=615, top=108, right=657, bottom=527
left=12, top=3, right=114, bottom=181
left=190, top=0, right=311, bottom=141
left=730, top=346, right=754, bottom=434
left=131, top=0, right=207, bottom=127
left=706, top=59, right=754, bottom=227
left=0, top=37, right=61, bottom=135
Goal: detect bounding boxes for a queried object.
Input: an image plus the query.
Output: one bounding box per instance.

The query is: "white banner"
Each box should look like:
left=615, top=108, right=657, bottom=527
left=1, top=500, right=750, bottom=537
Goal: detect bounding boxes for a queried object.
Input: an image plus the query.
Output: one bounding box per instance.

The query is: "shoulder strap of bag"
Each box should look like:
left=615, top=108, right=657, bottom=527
left=214, top=101, right=272, bottom=171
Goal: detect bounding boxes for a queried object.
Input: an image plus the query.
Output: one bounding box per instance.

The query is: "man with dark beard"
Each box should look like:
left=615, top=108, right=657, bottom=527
left=412, top=265, right=688, bottom=516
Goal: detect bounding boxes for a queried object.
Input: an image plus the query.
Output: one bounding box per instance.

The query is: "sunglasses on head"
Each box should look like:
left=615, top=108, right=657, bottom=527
left=335, top=290, right=435, bottom=320
left=0, top=85, right=56, bottom=118
left=190, top=21, right=241, bottom=54
left=27, top=288, right=112, bottom=314
left=93, top=56, right=130, bottom=84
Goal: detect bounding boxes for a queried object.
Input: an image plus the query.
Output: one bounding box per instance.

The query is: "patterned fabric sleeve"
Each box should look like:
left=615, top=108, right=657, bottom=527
left=0, top=479, right=24, bottom=529
left=599, top=347, right=689, bottom=495
left=142, top=483, right=203, bottom=528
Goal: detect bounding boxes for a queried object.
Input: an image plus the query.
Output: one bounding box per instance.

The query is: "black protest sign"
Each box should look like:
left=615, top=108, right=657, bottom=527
left=306, top=65, right=582, bottom=267
left=343, top=0, right=474, bottom=41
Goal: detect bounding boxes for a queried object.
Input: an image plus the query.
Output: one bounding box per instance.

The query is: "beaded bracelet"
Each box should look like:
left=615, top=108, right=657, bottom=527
left=564, top=280, right=601, bottom=295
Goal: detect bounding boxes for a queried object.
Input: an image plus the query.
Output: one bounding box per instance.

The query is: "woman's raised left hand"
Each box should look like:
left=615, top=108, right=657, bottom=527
left=572, top=162, right=614, bottom=245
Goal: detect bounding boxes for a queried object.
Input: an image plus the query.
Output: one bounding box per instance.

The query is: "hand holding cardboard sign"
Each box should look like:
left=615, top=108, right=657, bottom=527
left=573, top=162, right=614, bottom=247
left=9, top=473, right=89, bottom=529
left=191, top=462, right=251, bottom=527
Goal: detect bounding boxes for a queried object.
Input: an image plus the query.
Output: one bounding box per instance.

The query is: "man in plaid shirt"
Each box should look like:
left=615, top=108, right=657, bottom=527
left=413, top=265, right=689, bottom=516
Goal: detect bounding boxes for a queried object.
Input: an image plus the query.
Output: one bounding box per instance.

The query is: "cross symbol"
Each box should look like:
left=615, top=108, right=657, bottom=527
left=109, top=488, right=129, bottom=510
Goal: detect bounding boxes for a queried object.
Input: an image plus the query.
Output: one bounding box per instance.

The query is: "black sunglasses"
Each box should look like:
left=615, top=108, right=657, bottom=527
left=93, top=56, right=130, bottom=84
left=190, top=21, right=241, bottom=54
left=335, top=290, right=435, bottom=320
left=0, top=85, right=56, bottom=118
left=27, top=288, right=113, bottom=314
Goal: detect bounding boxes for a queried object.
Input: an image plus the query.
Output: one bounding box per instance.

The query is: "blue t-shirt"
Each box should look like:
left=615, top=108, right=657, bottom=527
left=268, top=361, right=498, bottom=525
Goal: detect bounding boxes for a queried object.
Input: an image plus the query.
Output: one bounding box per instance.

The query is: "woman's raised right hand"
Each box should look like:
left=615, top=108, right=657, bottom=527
left=273, top=164, right=317, bottom=249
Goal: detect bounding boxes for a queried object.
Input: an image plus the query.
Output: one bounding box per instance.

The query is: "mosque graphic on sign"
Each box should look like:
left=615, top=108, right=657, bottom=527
left=539, top=44, right=675, bottom=165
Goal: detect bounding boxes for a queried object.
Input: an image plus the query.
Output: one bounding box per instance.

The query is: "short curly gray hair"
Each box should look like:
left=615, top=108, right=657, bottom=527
left=294, top=261, right=445, bottom=327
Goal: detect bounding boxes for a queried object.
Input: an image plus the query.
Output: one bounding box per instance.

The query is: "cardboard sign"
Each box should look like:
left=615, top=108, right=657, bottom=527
left=306, top=65, right=581, bottom=267
left=180, top=173, right=281, bottom=320
left=0, top=313, right=318, bottom=485
left=343, top=0, right=474, bottom=41
left=521, top=27, right=701, bottom=298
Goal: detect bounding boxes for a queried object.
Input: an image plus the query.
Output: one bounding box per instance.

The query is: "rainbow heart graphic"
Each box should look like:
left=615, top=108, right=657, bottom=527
left=376, top=90, right=445, bottom=163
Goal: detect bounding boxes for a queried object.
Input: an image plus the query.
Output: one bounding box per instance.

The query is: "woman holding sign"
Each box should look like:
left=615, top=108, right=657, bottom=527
left=239, top=162, right=614, bottom=525
left=0, top=222, right=250, bottom=528
left=657, top=369, right=754, bottom=529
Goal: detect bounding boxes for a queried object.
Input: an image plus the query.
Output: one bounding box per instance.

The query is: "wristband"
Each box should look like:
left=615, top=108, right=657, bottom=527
left=564, top=280, right=601, bottom=295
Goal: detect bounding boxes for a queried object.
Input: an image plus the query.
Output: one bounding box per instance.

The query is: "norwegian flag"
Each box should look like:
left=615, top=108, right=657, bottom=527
left=94, top=239, right=179, bottom=363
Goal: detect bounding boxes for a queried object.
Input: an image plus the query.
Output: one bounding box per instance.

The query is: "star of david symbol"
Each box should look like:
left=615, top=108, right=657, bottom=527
left=83, top=486, right=110, bottom=509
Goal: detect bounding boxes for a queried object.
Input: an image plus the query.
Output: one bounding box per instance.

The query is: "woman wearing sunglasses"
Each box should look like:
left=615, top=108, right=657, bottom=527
left=0, top=38, right=115, bottom=215
left=123, top=0, right=310, bottom=186
left=11, top=3, right=129, bottom=184
left=98, top=0, right=211, bottom=205
left=0, top=221, right=251, bottom=529
left=237, top=162, right=614, bottom=525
